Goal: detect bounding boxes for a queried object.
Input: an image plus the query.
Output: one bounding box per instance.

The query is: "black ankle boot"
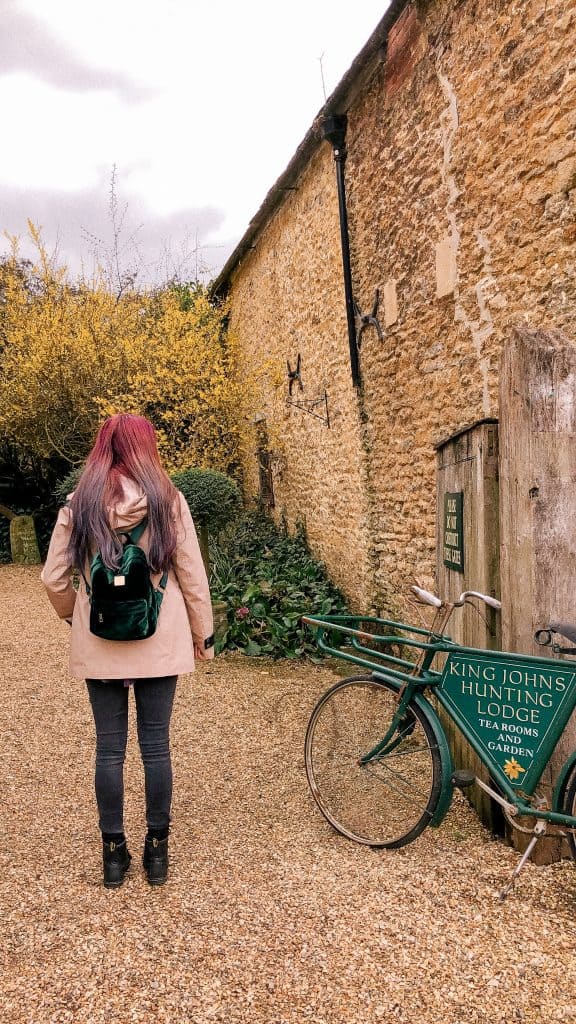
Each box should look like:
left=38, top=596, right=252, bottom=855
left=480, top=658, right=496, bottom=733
left=102, top=839, right=131, bottom=889
left=143, top=836, right=169, bottom=886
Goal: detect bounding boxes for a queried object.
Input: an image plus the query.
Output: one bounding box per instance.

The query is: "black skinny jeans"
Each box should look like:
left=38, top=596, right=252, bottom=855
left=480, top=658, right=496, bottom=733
left=86, top=676, right=177, bottom=834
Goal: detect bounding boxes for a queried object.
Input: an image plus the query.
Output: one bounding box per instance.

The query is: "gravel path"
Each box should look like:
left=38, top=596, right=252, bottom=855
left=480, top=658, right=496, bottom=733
left=2, top=565, right=576, bottom=1024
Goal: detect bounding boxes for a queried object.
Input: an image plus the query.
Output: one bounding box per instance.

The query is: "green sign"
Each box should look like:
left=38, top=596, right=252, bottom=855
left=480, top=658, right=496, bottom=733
left=439, top=651, right=576, bottom=792
left=443, top=492, right=464, bottom=573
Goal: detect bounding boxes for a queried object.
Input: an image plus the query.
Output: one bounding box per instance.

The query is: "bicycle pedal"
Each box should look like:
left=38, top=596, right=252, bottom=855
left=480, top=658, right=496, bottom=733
left=451, top=769, right=476, bottom=789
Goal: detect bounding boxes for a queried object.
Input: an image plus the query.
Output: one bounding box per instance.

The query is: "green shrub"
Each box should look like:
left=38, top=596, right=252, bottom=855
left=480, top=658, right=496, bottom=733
left=53, top=466, right=83, bottom=505
left=171, top=468, right=241, bottom=532
left=54, top=465, right=241, bottom=527
left=209, top=510, right=348, bottom=659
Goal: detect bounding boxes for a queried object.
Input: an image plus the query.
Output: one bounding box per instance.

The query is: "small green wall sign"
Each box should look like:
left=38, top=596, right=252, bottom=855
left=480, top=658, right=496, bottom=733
left=443, top=491, right=464, bottom=572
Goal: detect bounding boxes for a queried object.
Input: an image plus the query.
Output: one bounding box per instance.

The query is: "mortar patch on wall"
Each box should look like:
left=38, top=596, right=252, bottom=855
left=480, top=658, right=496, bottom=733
left=384, top=280, right=399, bottom=327
left=435, top=236, right=457, bottom=298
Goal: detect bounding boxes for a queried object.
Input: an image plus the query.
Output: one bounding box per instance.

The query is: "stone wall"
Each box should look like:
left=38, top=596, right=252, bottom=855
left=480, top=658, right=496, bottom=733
left=226, top=0, right=576, bottom=611
left=229, top=148, right=376, bottom=609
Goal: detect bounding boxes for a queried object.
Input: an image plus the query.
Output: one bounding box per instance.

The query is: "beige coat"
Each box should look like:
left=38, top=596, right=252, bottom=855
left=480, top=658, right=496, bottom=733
left=41, top=478, right=214, bottom=679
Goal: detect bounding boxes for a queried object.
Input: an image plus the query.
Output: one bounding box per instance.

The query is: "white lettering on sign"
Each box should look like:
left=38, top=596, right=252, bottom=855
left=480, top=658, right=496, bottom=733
left=449, top=660, right=567, bottom=691
left=443, top=547, right=461, bottom=564
left=487, top=741, right=535, bottom=758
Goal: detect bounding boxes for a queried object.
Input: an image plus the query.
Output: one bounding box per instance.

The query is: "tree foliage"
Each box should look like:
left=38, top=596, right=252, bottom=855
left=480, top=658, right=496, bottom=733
left=0, top=226, right=243, bottom=476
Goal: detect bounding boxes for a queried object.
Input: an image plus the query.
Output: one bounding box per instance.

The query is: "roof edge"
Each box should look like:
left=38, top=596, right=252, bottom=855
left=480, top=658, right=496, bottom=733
left=210, top=0, right=410, bottom=299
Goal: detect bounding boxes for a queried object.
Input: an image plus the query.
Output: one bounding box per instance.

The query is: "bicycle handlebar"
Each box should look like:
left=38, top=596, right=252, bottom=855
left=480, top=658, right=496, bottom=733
left=411, top=585, right=501, bottom=611
left=411, top=586, right=442, bottom=607
left=461, top=590, right=502, bottom=610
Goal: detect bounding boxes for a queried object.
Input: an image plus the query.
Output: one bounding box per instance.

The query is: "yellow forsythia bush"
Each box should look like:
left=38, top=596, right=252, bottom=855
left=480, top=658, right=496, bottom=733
left=0, top=226, right=244, bottom=475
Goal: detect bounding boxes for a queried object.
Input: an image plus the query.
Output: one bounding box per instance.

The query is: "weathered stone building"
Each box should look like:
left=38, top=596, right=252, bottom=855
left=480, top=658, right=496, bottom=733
left=213, top=0, right=576, bottom=615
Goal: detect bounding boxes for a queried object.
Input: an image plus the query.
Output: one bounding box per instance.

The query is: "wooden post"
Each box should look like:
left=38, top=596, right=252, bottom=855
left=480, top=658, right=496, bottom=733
left=500, top=325, right=576, bottom=862
left=436, top=420, right=501, bottom=829
left=198, top=519, right=210, bottom=576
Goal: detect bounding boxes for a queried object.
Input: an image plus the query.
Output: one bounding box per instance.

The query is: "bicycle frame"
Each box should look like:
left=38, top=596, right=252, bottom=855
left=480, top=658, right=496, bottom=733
left=302, top=614, right=576, bottom=830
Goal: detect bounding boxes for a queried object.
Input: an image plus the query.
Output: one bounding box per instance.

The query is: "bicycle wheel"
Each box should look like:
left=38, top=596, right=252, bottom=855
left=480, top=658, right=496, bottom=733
left=305, top=674, right=443, bottom=848
left=560, top=768, right=576, bottom=861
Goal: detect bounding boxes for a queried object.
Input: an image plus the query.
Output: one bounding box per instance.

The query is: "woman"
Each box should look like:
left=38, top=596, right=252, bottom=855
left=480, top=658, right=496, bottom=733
left=41, top=414, right=214, bottom=889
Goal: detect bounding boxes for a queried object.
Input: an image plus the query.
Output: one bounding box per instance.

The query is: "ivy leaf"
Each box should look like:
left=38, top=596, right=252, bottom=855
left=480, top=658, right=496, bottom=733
left=242, top=640, right=262, bottom=657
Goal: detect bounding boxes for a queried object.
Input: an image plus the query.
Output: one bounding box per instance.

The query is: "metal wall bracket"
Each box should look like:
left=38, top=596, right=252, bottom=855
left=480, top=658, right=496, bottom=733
left=287, top=354, right=303, bottom=396
left=287, top=390, right=330, bottom=428
left=354, top=289, right=384, bottom=344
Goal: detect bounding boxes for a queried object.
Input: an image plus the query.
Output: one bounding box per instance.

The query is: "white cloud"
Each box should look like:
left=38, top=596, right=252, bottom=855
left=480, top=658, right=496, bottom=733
left=2, top=0, right=391, bottom=277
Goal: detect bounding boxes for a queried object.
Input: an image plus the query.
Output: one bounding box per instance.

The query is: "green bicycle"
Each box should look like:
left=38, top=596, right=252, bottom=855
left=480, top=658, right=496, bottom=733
left=303, top=586, right=576, bottom=899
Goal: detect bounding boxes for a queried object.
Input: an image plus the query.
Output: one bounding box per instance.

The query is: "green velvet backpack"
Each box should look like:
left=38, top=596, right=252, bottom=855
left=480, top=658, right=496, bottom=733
left=82, top=519, right=168, bottom=641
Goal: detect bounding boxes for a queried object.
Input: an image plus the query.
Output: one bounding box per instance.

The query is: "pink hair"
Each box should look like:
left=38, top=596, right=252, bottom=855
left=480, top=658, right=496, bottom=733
left=69, top=414, right=179, bottom=572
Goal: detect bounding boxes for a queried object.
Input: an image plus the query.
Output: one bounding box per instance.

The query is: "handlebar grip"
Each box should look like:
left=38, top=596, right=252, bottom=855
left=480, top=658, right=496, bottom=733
left=461, top=590, right=502, bottom=610
left=411, top=585, right=442, bottom=608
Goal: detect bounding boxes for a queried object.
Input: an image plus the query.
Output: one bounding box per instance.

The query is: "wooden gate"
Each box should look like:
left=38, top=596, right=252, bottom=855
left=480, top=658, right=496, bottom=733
left=436, top=419, right=501, bottom=828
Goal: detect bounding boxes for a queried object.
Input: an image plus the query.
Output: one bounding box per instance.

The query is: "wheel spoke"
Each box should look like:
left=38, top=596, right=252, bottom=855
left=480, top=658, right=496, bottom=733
left=362, top=761, right=434, bottom=804
left=305, top=676, right=442, bottom=847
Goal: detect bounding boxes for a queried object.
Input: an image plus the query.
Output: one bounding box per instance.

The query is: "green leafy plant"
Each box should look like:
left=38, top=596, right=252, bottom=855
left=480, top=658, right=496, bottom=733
left=209, top=510, right=348, bottom=659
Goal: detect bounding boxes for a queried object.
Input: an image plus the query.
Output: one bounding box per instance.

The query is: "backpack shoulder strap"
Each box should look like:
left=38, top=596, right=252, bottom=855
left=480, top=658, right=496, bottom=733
left=124, top=517, right=148, bottom=545
left=123, top=517, right=169, bottom=593
left=80, top=565, right=91, bottom=597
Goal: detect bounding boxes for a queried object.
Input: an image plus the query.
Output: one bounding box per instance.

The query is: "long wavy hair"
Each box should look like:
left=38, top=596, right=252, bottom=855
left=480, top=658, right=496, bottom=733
left=68, top=414, right=179, bottom=573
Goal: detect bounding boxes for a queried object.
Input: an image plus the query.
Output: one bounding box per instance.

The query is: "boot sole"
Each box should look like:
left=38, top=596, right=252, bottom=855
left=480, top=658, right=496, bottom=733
left=143, top=861, right=168, bottom=886
left=143, top=850, right=168, bottom=886
left=103, top=860, right=131, bottom=889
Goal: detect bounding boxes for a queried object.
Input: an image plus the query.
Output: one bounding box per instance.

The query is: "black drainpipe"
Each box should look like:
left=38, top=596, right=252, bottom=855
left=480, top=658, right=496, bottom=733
left=322, top=113, right=360, bottom=389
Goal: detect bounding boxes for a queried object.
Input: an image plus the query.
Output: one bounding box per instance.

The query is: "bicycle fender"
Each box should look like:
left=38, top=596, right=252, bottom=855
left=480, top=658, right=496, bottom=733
left=553, top=751, right=576, bottom=812
left=373, top=673, right=454, bottom=827
left=412, top=694, right=454, bottom=828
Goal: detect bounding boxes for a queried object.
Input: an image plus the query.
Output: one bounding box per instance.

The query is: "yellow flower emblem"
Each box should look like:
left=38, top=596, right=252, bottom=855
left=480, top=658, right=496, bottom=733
left=503, top=757, right=525, bottom=781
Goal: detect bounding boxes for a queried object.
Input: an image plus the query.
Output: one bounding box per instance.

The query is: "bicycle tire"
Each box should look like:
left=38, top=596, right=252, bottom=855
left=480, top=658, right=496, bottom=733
left=560, top=768, right=576, bottom=861
left=304, top=674, right=443, bottom=848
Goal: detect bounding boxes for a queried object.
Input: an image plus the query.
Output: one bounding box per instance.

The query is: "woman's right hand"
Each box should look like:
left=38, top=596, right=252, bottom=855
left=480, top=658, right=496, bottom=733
left=194, top=642, right=215, bottom=661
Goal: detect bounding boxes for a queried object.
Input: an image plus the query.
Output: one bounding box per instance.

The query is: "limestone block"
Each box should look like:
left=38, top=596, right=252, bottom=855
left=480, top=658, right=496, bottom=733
left=10, top=516, right=41, bottom=564
left=556, top=156, right=576, bottom=194
left=435, top=236, right=457, bottom=298
left=383, top=280, right=399, bottom=326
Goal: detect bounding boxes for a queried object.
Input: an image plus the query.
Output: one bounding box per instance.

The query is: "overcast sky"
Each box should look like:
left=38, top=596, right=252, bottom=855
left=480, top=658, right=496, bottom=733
left=1, top=0, right=390, bottom=284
